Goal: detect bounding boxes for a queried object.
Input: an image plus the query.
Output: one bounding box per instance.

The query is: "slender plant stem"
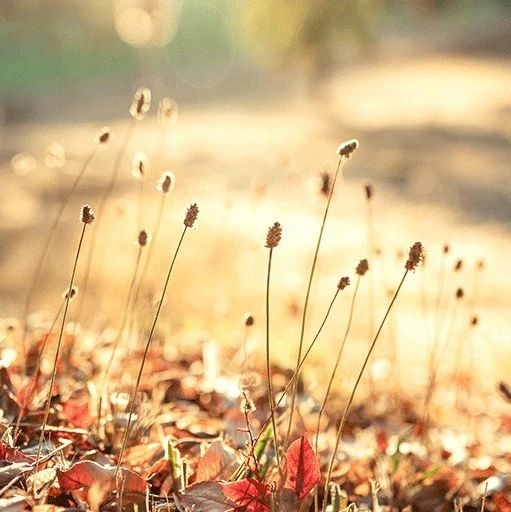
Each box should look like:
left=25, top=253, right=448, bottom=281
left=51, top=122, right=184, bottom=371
left=97, top=245, right=143, bottom=429
left=235, top=283, right=343, bottom=477
left=265, top=248, right=281, bottom=471
left=13, top=302, right=64, bottom=442
left=138, top=178, right=144, bottom=230
left=129, top=194, right=167, bottom=342
left=314, top=276, right=361, bottom=453
left=429, top=249, right=448, bottom=382
left=115, top=226, right=188, bottom=478
left=321, top=270, right=408, bottom=512
left=285, top=156, right=343, bottom=447
left=313, top=277, right=360, bottom=512
left=366, top=198, right=375, bottom=339
left=422, top=297, right=462, bottom=429
left=21, top=146, right=98, bottom=349
left=241, top=390, right=261, bottom=479
left=35, top=223, right=88, bottom=473
left=75, top=121, right=136, bottom=324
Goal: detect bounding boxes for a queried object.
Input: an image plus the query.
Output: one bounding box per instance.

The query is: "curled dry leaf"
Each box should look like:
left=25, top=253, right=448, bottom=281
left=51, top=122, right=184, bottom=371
left=178, top=481, right=237, bottom=512
left=195, top=441, right=237, bottom=483
left=57, top=460, right=146, bottom=494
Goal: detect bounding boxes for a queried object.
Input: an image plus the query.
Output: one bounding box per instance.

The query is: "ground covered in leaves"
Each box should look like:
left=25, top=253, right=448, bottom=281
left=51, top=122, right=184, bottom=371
left=1, top=332, right=510, bottom=512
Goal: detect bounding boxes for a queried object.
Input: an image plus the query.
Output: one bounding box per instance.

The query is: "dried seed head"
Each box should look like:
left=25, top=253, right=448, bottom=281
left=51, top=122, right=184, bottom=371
left=62, top=286, right=78, bottom=301
left=239, top=372, right=261, bottom=391
left=132, top=151, right=149, bottom=179
left=356, top=259, right=369, bottom=276
left=158, top=97, right=178, bottom=124
left=405, top=242, right=424, bottom=271
left=454, top=259, right=463, bottom=272
left=137, top=230, right=149, bottom=247
left=80, top=204, right=95, bottom=225
left=336, top=139, right=359, bottom=158
left=456, top=287, right=464, bottom=299
left=97, top=127, right=111, bottom=144
left=320, top=172, right=331, bottom=197
left=443, top=244, right=450, bottom=254
left=364, top=183, right=373, bottom=201
left=471, top=315, right=479, bottom=327
left=184, top=203, right=199, bottom=228
left=130, top=87, right=151, bottom=120
left=244, top=314, right=255, bottom=327
left=265, top=222, right=282, bottom=249
left=337, top=276, right=350, bottom=290
left=157, top=171, right=175, bottom=194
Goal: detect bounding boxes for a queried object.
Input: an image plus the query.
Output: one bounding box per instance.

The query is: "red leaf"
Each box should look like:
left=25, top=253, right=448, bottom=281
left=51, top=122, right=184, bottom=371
left=195, top=441, right=236, bottom=483
left=222, top=478, right=271, bottom=512
left=495, top=493, right=511, bottom=512
left=60, top=395, right=91, bottom=429
left=376, top=429, right=388, bottom=453
left=57, top=460, right=146, bottom=494
left=0, top=443, right=34, bottom=464
left=283, top=436, right=320, bottom=499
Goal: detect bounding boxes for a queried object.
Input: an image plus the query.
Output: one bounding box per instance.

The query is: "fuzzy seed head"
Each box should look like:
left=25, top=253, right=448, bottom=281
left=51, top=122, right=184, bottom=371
left=405, top=242, right=424, bottom=271
left=97, top=127, right=111, bottom=144
left=244, top=314, right=255, bottom=327
left=157, top=171, right=175, bottom=194
left=364, top=183, right=373, bottom=201
left=62, top=286, right=78, bottom=301
left=132, top=151, right=149, bottom=179
left=337, top=276, right=350, bottom=290
left=336, top=139, right=359, bottom=158
left=158, top=97, right=178, bottom=124
left=184, top=203, right=199, bottom=228
left=137, top=230, right=149, bottom=247
left=265, top=222, right=282, bottom=249
left=80, top=204, right=95, bottom=225
left=130, top=87, right=151, bottom=120
left=356, top=259, right=369, bottom=276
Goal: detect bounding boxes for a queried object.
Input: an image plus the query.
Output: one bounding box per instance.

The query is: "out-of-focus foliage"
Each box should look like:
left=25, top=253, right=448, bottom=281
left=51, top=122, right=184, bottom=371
left=236, top=0, right=385, bottom=72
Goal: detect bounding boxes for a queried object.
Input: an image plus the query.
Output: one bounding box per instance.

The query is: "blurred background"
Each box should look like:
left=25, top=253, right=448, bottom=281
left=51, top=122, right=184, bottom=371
left=0, top=0, right=510, bottom=389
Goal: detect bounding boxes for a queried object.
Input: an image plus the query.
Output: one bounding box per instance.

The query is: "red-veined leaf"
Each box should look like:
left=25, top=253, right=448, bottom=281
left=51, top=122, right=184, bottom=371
left=283, top=436, right=320, bottom=499
left=222, top=478, right=271, bottom=512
